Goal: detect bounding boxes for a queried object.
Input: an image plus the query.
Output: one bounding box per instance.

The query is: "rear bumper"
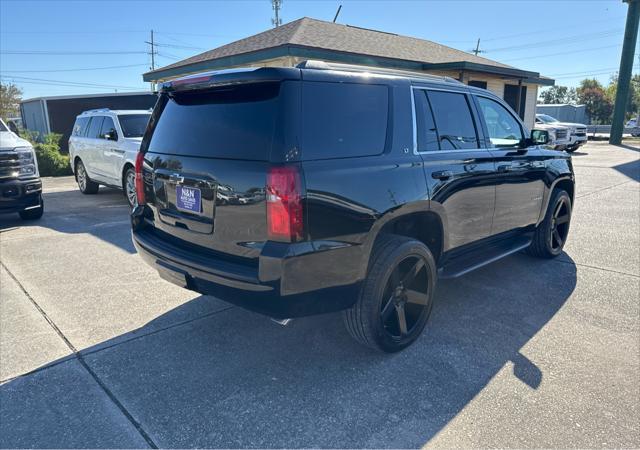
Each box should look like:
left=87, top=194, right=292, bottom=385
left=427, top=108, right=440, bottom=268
left=131, top=208, right=363, bottom=318
left=0, top=178, right=42, bottom=214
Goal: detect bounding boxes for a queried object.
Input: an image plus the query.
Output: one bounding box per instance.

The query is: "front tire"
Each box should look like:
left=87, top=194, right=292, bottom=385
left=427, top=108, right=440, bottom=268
left=19, top=195, right=44, bottom=220
left=343, top=235, right=437, bottom=353
left=75, top=159, right=99, bottom=194
left=528, top=189, right=572, bottom=258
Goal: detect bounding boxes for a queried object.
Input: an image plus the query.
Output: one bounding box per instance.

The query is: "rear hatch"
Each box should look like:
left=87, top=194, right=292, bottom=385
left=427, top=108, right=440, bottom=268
left=140, top=70, right=300, bottom=261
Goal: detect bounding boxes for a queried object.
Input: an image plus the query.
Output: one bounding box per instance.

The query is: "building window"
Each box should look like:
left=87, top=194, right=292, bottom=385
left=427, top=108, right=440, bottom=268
left=468, top=80, right=487, bottom=89
left=503, top=84, right=527, bottom=120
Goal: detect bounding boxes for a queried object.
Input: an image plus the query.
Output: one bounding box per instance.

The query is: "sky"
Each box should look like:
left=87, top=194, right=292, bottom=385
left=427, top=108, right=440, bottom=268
left=0, top=0, right=636, bottom=99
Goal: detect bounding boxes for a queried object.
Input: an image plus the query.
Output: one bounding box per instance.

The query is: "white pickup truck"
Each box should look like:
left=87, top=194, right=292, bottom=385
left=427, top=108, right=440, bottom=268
left=536, top=114, right=587, bottom=152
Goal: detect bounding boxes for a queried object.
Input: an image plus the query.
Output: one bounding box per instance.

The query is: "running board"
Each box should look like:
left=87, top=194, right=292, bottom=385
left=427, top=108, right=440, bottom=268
left=438, top=236, right=532, bottom=279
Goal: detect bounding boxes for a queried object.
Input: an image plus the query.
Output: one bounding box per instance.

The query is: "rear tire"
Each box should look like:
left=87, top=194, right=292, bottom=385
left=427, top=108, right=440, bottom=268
left=19, top=196, right=44, bottom=220
left=527, top=189, right=572, bottom=258
left=75, top=159, right=99, bottom=194
left=343, top=235, right=437, bottom=353
left=123, top=166, right=137, bottom=208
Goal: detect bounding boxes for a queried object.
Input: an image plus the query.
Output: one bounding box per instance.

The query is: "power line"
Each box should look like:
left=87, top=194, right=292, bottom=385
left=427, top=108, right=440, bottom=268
left=438, top=15, right=626, bottom=44
left=154, top=42, right=206, bottom=51
left=502, top=44, right=621, bottom=63
left=486, top=28, right=623, bottom=53
left=1, top=75, right=142, bottom=90
left=0, top=50, right=147, bottom=55
left=0, top=63, right=148, bottom=73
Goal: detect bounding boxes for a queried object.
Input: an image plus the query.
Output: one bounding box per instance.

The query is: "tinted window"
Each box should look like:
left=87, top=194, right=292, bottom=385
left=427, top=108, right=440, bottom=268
left=477, top=97, right=523, bottom=148
left=87, top=116, right=104, bottom=139
left=118, top=114, right=150, bottom=138
left=100, top=116, right=117, bottom=139
left=301, top=82, right=388, bottom=160
left=72, top=117, right=90, bottom=137
left=414, top=89, right=439, bottom=152
left=0, top=121, right=7, bottom=132
left=427, top=91, right=478, bottom=150
left=148, top=83, right=280, bottom=160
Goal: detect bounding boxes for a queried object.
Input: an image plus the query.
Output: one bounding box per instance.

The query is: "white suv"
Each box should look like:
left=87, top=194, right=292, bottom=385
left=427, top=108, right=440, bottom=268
left=69, top=109, right=151, bottom=207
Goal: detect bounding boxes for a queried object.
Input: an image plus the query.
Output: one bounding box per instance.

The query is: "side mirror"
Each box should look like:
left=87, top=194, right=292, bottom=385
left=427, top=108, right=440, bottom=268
left=7, top=121, right=19, bottom=134
left=531, top=129, right=549, bottom=145
left=103, top=130, right=118, bottom=141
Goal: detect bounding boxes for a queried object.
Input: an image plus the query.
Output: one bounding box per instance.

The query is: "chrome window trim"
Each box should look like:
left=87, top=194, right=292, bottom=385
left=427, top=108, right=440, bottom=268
left=411, top=86, right=489, bottom=156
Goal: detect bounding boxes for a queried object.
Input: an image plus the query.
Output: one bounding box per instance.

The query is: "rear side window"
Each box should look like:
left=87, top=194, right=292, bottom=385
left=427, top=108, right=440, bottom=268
left=72, top=117, right=90, bottom=137
left=414, top=89, right=439, bottom=152
left=147, top=83, right=280, bottom=160
left=427, top=91, right=478, bottom=150
left=87, top=116, right=104, bottom=139
left=301, top=82, right=388, bottom=160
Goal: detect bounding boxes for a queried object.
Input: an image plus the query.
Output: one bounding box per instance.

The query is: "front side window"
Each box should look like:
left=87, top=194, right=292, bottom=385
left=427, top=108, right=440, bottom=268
left=118, top=114, right=150, bottom=138
left=100, top=117, right=117, bottom=139
left=87, top=116, right=104, bottom=139
left=477, top=97, right=523, bottom=148
left=427, top=91, right=478, bottom=150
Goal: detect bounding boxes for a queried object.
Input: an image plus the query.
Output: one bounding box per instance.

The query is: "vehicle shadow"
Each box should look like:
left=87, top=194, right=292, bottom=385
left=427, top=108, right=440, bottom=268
left=0, top=185, right=135, bottom=254
left=614, top=158, right=640, bottom=182
left=0, top=251, right=578, bottom=448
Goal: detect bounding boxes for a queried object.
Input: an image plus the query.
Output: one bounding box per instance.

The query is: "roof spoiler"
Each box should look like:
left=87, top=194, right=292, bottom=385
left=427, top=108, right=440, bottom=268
left=296, top=59, right=463, bottom=84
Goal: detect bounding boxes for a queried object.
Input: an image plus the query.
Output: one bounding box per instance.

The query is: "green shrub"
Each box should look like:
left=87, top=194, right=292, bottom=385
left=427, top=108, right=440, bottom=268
left=19, top=131, right=72, bottom=177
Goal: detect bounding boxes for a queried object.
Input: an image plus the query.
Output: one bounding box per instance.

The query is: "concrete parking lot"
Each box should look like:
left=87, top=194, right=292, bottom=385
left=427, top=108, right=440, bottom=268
left=1, top=141, right=638, bottom=448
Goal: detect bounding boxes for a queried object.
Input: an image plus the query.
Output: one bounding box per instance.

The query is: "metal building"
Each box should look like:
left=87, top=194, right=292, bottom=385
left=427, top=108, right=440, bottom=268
left=20, top=92, right=157, bottom=152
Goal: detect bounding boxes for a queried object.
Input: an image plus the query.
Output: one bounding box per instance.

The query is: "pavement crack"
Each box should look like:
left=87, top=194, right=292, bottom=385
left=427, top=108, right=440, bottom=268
left=551, top=258, right=640, bottom=278
left=576, top=180, right=636, bottom=199
left=0, top=261, right=159, bottom=449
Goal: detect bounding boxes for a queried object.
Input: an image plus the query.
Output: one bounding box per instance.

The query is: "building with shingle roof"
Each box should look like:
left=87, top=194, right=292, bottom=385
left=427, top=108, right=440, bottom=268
left=144, top=17, right=554, bottom=127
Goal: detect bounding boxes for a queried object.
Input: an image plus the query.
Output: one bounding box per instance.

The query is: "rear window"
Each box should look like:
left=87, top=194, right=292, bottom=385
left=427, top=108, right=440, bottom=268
left=301, top=82, right=388, bottom=160
left=147, top=83, right=280, bottom=160
left=118, top=114, right=150, bottom=138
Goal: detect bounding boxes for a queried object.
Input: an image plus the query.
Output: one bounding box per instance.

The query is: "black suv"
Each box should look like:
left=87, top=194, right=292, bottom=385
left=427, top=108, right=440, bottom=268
left=131, top=61, right=574, bottom=352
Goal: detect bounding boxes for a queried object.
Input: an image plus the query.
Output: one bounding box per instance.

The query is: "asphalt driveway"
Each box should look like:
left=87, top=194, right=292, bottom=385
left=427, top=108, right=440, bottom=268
left=1, top=141, right=638, bottom=448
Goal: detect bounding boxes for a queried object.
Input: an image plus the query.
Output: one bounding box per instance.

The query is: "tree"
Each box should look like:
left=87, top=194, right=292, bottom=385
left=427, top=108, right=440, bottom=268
left=0, top=82, right=22, bottom=121
left=604, top=73, right=640, bottom=120
left=538, top=85, right=578, bottom=104
left=577, top=79, right=613, bottom=124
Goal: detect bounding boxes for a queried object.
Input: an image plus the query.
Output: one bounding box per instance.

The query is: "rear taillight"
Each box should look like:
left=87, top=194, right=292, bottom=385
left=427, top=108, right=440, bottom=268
left=266, top=166, right=303, bottom=242
left=135, top=151, right=145, bottom=205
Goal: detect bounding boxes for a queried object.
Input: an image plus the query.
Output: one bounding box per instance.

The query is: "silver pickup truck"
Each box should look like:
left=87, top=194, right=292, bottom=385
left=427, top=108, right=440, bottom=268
left=536, top=114, right=587, bottom=152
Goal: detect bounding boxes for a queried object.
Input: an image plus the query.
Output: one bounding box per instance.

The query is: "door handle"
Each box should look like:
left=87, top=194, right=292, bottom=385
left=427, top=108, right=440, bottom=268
left=497, top=164, right=511, bottom=173
left=432, top=170, right=453, bottom=180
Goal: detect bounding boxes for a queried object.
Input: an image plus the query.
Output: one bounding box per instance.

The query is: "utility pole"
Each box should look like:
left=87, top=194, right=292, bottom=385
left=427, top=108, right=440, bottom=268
left=470, top=38, right=483, bottom=56
left=145, top=30, right=158, bottom=91
left=271, top=0, right=282, bottom=28
left=610, top=0, right=640, bottom=145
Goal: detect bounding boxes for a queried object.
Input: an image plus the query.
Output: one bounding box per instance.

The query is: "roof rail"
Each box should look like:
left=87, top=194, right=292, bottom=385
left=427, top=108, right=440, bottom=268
left=81, top=108, right=111, bottom=115
left=296, top=60, right=463, bottom=84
